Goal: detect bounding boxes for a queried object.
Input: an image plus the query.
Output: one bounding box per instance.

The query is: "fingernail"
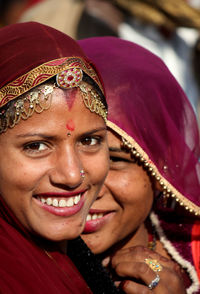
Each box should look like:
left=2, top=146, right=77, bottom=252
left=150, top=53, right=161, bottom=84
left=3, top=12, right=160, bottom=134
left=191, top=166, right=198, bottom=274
left=102, top=256, right=110, bottom=267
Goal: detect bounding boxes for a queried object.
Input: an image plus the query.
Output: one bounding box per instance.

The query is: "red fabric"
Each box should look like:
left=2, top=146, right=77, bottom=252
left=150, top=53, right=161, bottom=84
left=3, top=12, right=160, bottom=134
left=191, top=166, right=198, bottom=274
left=192, top=221, right=200, bottom=281
left=79, top=37, right=200, bottom=213
left=0, top=196, right=92, bottom=293
left=0, top=22, right=88, bottom=89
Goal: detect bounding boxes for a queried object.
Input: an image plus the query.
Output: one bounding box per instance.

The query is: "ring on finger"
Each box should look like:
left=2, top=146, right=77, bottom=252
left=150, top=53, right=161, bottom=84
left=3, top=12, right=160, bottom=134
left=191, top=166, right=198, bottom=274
left=144, top=258, right=163, bottom=272
left=148, top=274, right=160, bottom=290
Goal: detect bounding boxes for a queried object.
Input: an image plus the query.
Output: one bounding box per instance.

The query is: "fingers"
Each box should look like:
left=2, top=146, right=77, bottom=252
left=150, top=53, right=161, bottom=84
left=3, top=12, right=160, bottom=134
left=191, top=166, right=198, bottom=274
left=119, top=280, right=152, bottom=294
left=108, top=246, right=186, bottom=294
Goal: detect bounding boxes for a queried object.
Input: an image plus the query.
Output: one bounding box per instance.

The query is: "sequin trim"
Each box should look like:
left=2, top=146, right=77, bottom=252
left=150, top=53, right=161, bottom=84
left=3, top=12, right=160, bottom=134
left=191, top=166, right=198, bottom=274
left=0, top=57, right=104, bottom=107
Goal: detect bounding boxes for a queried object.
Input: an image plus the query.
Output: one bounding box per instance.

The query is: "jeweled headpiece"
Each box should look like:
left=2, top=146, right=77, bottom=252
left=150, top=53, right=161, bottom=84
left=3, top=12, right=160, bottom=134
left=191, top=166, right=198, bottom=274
left=0, top=22, right=107, bottom=133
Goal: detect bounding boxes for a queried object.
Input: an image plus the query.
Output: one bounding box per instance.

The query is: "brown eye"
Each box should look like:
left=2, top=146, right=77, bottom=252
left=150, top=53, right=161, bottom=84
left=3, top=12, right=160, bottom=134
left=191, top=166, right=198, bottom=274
left=24, top=142, right=49, bottom=154
left=25, top=142, right=46, bottom=150
left=81, top=137, right=101, bottom=146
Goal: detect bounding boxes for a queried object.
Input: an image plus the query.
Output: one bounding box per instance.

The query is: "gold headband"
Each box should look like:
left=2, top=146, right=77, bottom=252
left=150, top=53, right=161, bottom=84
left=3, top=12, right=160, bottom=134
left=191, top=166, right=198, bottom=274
left=0, top=67, right=107, bottom=133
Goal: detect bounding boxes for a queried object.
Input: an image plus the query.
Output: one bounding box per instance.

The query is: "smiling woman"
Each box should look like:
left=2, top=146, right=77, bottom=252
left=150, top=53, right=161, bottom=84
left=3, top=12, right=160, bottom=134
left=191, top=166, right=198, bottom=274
left=0, top=22, right=119, bottom=294
left=79, top=37, right=200, bottom=294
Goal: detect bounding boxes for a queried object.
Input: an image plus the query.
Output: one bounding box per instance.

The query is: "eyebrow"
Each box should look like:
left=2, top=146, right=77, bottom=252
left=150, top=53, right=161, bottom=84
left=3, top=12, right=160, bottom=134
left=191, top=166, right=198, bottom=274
left=81, top=126, right=107, bottom=137
left=16, top=127, right=107, bottom=139
left=16, top=133, right=55, bottom=139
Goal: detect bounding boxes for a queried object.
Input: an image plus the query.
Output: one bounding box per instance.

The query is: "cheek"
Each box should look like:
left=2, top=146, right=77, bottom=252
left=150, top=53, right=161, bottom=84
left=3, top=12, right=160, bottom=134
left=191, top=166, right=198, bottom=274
left=83, top=148, right=109, bottom=184
left=0, top=159, right=49, bottom=193
left=112, top=171, right=153, bottom=208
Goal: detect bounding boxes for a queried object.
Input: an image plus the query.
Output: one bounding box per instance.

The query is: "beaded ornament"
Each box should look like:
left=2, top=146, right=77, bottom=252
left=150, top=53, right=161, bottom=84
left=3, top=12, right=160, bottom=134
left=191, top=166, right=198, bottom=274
left=0, top=68, right=107, bottom=133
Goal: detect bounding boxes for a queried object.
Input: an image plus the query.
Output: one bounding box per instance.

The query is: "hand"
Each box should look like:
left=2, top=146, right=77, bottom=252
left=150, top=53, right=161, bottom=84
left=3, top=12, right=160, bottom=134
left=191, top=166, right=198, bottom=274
left=104, top=246, right=186, bottom=294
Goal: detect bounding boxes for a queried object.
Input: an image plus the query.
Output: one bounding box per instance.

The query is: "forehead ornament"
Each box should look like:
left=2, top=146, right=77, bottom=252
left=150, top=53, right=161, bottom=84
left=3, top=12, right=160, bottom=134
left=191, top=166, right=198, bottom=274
left=56, top=68, right=83, bottom=89
left=56, top=68, right=107, bottom=122
left=0, top=66, right=107, bottom=134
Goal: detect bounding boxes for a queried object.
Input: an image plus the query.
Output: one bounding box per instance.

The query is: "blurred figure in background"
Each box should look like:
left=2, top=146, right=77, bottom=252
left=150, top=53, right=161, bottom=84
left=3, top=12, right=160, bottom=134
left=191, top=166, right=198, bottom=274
left=19, top=0, right=84, bottom=39
left=0, top=0, right=42, bottom=26
left=78, top=0, right=200, bottom=122
left=19, top=0, right=200, bottom=122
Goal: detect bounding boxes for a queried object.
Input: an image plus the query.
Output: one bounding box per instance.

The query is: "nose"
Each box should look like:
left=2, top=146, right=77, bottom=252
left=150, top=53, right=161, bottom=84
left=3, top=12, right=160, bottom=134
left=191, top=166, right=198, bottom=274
left=50, top=145, right=83, bottom=189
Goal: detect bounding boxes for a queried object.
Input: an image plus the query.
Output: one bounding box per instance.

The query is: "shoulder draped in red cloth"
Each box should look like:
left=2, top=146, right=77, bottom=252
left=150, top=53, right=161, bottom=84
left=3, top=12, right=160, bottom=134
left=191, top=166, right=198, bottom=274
left=0, top=196, right=92, bottom=293
left=192, top=221, right=200, bottom=281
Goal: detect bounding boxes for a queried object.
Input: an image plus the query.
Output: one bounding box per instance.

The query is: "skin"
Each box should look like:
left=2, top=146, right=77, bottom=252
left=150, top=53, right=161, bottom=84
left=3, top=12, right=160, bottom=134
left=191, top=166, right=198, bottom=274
left=82, top=129, right=186, bottom=294
left=0, top=86, right=109, bottom=248
left=82, top=129, right=154, bottom=254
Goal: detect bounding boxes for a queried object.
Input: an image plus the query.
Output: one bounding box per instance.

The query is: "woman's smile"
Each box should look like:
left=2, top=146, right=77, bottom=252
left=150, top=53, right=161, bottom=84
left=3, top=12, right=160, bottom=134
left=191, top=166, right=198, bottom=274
left=34, top=190, right=86, bottom=217
left=0, top=87, right=109, bottom=241
left=84, top=209, right=116, bottom=233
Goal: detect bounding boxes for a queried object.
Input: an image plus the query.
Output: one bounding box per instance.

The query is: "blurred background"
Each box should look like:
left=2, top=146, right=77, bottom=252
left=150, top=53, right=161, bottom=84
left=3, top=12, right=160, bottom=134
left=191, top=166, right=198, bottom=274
left=1, top=0, right=200, bottom=127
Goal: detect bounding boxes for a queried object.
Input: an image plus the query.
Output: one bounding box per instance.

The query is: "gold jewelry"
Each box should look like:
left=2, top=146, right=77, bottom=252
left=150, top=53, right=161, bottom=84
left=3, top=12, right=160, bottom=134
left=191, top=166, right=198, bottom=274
left=0, top=84, right=54, bottom=133
left=0, top=67, right=107, bottom=133
left=144, top=258, right=163, bottom=272
left=79, top=83, right=107, bottom=122
left=57, top=68, right=107, bottom=122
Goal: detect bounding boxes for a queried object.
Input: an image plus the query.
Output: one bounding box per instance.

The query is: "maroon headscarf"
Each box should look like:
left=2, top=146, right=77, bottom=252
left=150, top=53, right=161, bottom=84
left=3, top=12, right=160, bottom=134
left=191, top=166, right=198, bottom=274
left=0, top=21, right=104, bottom=107
left=0, top=22, right=106, bottom=294
left=79, top=36, right=200, bottom=216
left=79, top=37, right=200, bottom=293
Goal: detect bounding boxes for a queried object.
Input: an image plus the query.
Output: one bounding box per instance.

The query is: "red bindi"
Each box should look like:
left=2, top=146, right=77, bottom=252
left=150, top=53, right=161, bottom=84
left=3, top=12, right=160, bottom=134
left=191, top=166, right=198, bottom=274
left=66, top=119, right=75, bottom=131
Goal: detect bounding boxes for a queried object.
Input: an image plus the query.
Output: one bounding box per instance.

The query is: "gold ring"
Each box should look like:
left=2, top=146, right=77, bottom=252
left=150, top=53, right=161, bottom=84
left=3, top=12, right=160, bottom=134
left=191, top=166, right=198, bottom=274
left=144, top=258, right=163, bottom=272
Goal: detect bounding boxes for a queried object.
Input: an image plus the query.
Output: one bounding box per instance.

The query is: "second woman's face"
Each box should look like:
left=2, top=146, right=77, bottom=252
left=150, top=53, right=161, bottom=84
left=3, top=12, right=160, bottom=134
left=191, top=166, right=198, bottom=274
left=82, top=129, right=154, bottom=254
left=0, top=87, right=109, bottom=241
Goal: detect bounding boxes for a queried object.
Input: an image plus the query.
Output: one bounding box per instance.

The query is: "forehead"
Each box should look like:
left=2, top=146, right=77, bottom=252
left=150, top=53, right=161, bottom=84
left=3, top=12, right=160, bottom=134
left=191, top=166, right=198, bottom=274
left=1, top=87, right=105, bottom=138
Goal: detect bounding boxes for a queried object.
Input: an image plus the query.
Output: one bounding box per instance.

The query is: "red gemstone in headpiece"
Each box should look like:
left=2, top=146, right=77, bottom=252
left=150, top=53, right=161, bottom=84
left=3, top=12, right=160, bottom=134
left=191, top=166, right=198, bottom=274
left=56, top=68, right=83, bottom=89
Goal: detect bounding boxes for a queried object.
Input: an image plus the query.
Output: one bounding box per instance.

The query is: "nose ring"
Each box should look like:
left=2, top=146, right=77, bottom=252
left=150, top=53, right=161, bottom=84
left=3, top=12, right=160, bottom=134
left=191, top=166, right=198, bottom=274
left=80, top=169, right=85, bottom=179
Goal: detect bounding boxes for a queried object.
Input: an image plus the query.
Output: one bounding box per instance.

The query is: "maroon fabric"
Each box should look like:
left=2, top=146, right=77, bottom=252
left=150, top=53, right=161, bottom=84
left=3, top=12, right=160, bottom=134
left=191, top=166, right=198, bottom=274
left=0, top=196, right=92, bottom=294
left=79, top=36, right=200, bottom=213
left=0, top=21, right=91, bottom=89
left=79, top=37, right=200, bottom=293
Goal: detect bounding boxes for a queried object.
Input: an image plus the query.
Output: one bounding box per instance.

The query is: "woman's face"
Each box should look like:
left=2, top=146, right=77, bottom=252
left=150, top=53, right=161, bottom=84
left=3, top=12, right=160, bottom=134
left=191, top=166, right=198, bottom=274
left=82, top=129, right=154, bottom=254
left=0, top=87, right=109, bottom=241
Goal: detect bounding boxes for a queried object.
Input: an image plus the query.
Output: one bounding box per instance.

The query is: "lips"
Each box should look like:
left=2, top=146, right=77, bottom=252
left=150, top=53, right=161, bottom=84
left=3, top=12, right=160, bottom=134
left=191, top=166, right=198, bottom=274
left=83, top=210, right=114, bottom=233
left=34, top=191, right=87, bottom=217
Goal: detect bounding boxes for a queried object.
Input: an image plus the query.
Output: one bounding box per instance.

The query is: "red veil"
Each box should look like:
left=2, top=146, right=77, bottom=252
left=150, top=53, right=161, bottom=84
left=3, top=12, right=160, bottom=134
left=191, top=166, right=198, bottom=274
left=79, top=37, right=200, bottom=293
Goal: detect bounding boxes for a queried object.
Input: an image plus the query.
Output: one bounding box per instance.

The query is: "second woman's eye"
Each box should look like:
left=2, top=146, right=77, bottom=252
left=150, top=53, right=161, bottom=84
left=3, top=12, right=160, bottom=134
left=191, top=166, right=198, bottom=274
left=109, top=154, right=136, bottom=169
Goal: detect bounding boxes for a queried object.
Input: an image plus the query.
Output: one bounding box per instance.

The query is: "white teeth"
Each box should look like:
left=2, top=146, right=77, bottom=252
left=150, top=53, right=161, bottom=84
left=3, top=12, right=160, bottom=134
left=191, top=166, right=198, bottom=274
left=52, top=199, right=58, bottom=207
left=38, top=194, right=81, bottom=208
left=66, top=197, right=74, bottom=207
left=86, top=213, right=104, bottom=221
left=92, top=213, right=98, bottom=220
left=86, top=214, right=92, bottom=221
left=59, top=199, right=67, bottom=207
left=46, top=198, right=52, bottom=205
left=74, top=195, right=80, bottom=204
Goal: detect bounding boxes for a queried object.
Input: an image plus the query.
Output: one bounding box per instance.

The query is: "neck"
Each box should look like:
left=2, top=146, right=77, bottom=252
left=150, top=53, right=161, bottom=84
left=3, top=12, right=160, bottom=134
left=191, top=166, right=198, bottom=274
left=99, top=223, right=149, bottom=260
left=59, top=240, right=68, bottom=254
